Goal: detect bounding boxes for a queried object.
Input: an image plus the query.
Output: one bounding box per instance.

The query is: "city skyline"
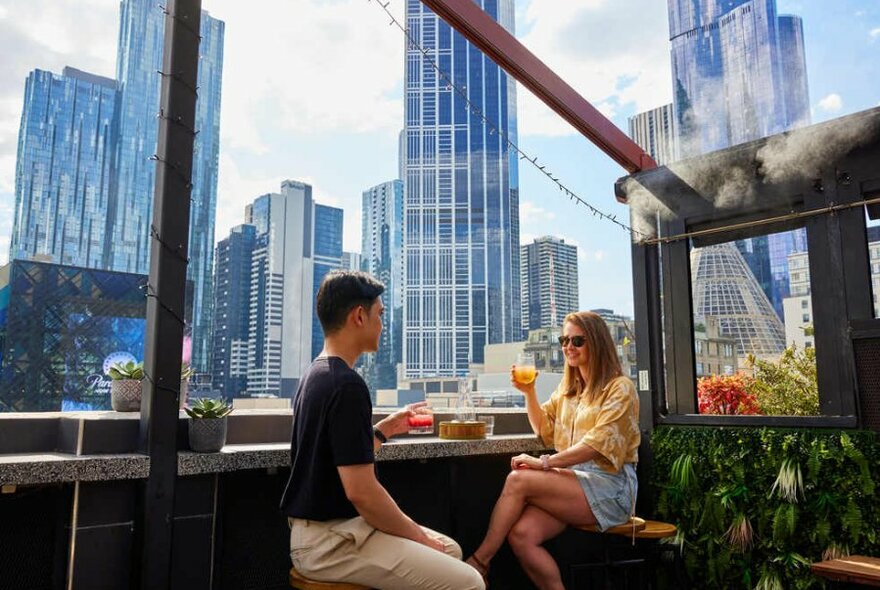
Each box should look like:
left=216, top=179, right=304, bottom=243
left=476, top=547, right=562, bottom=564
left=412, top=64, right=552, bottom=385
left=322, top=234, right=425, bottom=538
left=7, top=0, right=224, bottom=375
left=0, top=1, right=877, bottom=319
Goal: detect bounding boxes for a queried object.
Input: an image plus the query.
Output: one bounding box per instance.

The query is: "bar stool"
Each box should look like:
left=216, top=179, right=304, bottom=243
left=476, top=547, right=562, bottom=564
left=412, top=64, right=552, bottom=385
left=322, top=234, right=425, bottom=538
left=289, top=568, right=372, bottom=590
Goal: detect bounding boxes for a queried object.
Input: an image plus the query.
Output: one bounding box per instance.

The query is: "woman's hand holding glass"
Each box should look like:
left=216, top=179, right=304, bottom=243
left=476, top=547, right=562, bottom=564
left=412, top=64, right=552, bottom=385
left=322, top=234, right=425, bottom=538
left=510, top=352, right=538, bottom=395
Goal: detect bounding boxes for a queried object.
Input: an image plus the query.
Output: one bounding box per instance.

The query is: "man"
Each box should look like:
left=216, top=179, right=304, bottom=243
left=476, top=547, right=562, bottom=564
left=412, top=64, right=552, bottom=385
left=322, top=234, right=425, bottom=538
left=281, top=270, right=484, bottom=590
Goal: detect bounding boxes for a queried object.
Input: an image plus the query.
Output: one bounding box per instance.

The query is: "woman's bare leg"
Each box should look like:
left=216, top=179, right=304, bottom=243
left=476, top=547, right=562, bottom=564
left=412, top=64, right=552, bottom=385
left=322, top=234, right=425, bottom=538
left=507, top=506, right=567, bottom=590
left=470, top=468, right=595, bottom=567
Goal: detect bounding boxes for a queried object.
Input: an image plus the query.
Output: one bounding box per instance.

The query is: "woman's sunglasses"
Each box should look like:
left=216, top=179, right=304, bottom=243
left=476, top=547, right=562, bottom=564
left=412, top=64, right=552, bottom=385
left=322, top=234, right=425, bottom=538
left=558, top=335, right=587, bottom=348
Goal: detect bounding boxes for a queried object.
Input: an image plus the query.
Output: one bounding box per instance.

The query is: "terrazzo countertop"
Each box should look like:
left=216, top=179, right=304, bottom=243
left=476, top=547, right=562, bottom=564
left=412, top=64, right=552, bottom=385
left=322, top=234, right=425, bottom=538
left=0, top=434, right=550, bottom=483
left=0, top=452, right=149, bottom=486
left=177, top=434, right=550, bottom=476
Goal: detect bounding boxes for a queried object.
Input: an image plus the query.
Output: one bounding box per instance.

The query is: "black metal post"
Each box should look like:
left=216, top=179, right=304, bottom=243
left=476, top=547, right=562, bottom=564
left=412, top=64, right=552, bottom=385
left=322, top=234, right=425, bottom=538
left=138, top=0, right=201, bottom=588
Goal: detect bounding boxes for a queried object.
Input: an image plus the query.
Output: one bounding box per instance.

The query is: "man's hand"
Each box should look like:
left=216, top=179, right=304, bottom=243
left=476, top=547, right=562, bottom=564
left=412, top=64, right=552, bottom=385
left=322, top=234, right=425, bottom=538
left=511, top=453, right=542, bottom=470
left=418, top=533, right=447, bottom=553
left=375, top=402, right=430, bottom=439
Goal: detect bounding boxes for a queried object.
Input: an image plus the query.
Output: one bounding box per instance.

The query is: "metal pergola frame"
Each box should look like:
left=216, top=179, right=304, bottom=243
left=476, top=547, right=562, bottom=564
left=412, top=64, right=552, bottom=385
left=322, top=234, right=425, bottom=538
left=618, top=107, right=880, bottom=430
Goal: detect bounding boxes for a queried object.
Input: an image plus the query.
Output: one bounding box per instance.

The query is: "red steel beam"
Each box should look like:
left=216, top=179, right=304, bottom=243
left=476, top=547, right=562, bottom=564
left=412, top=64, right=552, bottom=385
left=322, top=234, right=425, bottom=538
left=419, top=0, right=657, bottom=174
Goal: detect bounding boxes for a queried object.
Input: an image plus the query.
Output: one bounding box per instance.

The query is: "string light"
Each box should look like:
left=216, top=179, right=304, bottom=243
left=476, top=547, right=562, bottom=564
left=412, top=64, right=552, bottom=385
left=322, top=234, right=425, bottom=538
left=367, top=0, right=648, bottom=240
left=158, top=4, right=202, bottom=41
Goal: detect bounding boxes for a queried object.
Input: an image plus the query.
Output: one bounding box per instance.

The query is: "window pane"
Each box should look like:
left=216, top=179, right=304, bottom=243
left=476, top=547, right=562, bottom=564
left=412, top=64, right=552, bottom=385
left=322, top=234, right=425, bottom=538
left=691, top=231, right=819, bottom=416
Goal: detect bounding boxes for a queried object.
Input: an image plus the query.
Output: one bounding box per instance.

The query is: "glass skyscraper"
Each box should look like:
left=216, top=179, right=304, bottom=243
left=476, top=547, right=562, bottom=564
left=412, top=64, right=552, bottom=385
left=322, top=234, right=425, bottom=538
left=668, top=0, right=810, bottom=321
left=311, top=204, right=344, bottom=360
left=11, top=1, right=224, bottom=375
left=403, top=0, right=521, bottom=378
left=361, top=180, right=404, bottom=392
left=211, top=224, right=256, bottom=399
left=113, top=0, right=224, bottom=373
left=11, top=68, right=118, bottom=268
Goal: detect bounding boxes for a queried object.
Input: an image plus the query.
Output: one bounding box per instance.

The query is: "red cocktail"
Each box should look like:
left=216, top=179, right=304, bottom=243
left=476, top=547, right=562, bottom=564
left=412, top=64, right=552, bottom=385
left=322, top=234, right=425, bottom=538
left=407, top=412, right=434, bottom=435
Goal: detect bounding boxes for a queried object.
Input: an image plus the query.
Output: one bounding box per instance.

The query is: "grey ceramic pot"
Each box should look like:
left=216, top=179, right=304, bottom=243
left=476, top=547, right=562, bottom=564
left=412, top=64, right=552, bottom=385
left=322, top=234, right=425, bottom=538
left=111, top=379, right=142, bottom=412
left=188, top=417, right=228, bottom=453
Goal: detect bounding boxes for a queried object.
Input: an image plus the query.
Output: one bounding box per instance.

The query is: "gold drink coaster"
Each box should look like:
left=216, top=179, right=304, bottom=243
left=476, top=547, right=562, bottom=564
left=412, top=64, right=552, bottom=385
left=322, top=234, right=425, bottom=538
left=439, top=420, right=486, bottom=440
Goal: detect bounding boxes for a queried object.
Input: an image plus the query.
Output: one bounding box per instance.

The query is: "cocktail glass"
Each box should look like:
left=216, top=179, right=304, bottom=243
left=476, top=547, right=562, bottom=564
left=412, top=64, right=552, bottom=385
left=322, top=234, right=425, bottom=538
left=408, top=410, right=434, bottom=434
left=514, top=353, right=537, bottom=385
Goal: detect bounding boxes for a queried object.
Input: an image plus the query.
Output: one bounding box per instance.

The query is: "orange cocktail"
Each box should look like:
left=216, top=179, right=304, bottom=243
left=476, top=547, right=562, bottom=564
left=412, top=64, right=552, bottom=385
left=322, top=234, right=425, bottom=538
left=513, top=365, right=537, bottom=385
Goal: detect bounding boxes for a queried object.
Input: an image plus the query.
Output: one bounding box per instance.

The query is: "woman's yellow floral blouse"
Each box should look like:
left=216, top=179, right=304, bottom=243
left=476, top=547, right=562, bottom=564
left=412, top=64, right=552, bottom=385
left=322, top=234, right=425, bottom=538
left=538, top=376, right=640, bottom=473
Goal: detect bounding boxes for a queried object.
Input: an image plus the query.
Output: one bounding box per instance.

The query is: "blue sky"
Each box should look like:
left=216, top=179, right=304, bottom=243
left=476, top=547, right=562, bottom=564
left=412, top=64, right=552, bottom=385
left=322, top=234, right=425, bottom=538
left=0, top=0, right=877, bottom=317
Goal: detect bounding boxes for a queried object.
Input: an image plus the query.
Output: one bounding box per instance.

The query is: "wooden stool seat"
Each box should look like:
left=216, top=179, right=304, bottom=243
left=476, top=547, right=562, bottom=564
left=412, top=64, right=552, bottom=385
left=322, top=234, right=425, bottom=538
left=289, top=567, right=372, bottom=590
left=576, top=516, right=646, bottom=536
left=633, top=520, right=677, bottom=540
left=811, top=555, right=880, bottom=587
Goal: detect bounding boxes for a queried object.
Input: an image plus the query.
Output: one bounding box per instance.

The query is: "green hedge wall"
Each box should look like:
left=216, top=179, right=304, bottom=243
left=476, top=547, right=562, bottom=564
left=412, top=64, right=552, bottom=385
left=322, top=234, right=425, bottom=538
left=651, top=426, right=880, bottom=589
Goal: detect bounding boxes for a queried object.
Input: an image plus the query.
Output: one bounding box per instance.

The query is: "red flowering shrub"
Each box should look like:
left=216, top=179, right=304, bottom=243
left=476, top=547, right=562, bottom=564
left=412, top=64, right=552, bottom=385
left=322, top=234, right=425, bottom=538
left=697, top=374, right=762, bottom=415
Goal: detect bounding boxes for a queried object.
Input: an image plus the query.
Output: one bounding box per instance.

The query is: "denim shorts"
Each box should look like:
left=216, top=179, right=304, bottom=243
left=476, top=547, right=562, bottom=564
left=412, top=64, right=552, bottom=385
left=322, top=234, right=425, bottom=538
left=571, top=461, right=638, bottom=531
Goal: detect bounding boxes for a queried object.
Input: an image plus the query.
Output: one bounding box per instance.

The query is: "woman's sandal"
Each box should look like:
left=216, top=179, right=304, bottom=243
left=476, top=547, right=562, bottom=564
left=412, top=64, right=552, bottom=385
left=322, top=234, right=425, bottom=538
left=465, top=554, right=490, bottom=586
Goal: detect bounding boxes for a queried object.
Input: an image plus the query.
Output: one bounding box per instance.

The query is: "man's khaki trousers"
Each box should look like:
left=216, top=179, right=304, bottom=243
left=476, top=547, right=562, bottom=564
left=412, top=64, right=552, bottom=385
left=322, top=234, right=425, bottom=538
left=289, top=517, right=485, bottom=590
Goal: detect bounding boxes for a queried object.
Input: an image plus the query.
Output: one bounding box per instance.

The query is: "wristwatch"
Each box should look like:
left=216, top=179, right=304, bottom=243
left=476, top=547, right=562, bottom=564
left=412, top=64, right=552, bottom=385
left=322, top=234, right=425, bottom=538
left=540, top=454, right=551, bottom=470
left=373, top=426, right=388, bottom=444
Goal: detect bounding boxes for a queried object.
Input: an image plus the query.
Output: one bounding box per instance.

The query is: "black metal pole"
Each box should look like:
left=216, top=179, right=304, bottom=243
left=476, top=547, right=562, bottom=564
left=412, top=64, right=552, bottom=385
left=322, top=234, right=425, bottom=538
left=138, top=0, right=201, bottom=588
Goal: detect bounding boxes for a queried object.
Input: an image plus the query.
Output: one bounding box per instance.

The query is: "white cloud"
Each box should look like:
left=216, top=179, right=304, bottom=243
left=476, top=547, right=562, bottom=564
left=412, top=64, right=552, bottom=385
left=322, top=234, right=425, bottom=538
left=520, top=200, right=556, bottom=222
left=202, top=0, right=404, bottom=154
left=870, top=27, right=880, bottom=40
left=817, top=93, right=843, bottom=113
left=515, top=0, right=671, bottom=137
left=593, top=249, right=606, bottom=262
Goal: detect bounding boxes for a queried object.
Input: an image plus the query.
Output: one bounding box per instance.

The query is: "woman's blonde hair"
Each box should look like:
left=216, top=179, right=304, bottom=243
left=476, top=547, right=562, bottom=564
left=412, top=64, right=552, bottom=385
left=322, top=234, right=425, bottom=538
left=559, top=311, right=623, bottom=401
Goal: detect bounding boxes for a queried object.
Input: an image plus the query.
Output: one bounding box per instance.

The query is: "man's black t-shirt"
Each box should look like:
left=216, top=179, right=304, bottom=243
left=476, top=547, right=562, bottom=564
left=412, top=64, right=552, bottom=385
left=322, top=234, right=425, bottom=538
left=280, top=356, right=374, bottom=520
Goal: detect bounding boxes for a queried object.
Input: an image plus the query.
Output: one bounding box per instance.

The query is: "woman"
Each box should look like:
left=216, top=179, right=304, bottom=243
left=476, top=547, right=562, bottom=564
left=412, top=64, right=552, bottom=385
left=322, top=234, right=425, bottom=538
left=465, top=311, right=640, bottom=590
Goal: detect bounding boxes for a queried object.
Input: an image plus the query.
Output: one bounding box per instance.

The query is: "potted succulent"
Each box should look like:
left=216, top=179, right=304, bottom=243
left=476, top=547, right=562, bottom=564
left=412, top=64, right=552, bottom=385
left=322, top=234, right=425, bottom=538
left=179, top=363, right=194, bottom=409
left=108, top=361, right=144, bottom=411
left=185, top=397, right=232, bottom=452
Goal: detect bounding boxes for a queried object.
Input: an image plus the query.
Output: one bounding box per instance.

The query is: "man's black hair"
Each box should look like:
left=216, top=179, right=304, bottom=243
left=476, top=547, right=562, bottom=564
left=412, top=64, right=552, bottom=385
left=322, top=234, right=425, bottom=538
left=316, top=270, right=385, bottom=334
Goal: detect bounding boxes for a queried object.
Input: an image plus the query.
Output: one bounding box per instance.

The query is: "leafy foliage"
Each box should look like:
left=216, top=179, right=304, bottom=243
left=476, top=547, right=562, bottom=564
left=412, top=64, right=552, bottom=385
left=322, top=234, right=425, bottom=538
left=697, top=374, right=761, bottom=415
left=184, top=397, right=232, bottom=419
left=746, top=346, right=819, bottom=416
left=652, top=426, right=880, bottom=589
left=181, top=362, right=194, bottom=381
left=107, top=360, right=144, bottom=381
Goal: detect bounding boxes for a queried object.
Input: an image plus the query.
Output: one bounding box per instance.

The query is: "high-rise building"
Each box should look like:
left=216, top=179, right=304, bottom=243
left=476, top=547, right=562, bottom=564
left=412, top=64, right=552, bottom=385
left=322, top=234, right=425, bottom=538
left=244, top=181, right=340, bottom=398
left=690, top=243, right=786, bottom=356
left=627, top=104, right=678, bottom=166
left=668, top=0, right=811, bottom=322
left=342, top=251, right=363, bottom=271
left=11, top=68, right=118, bottom=268
left=113, top=0, right=224, bottom=373
left=11, top=1, right=224, bottom=375
left=403, top=0, right=521, bottom=378
left=521, top=236, right=579, bottom=335
left=211, top=224, right=256, bottom=398
left=361, top=180, right=404, bottom=391
left=781, top=251, right=814, bottom=349
left=311, top=204, right=344, bottom=359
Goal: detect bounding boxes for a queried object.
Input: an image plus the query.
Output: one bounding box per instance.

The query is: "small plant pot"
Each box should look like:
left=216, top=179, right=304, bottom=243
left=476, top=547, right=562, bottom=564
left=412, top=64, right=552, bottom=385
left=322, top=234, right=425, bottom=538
left=111, top=379, right=142, bottom=412
left=188, top=417, right=228, bottom=453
